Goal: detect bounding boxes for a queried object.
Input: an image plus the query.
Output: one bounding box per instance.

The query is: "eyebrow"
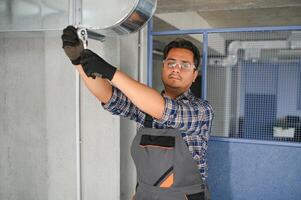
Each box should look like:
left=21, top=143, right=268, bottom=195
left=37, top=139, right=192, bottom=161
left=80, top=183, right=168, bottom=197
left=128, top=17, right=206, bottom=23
left=166, top=58, right=191, bottom=63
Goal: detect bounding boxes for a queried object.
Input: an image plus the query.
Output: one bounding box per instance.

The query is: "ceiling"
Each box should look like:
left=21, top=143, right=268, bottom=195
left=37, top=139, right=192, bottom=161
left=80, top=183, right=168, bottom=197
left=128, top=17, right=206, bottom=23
left=152, top=0, right=301, bottom=57
left=155, top=0, right=301, bottom=28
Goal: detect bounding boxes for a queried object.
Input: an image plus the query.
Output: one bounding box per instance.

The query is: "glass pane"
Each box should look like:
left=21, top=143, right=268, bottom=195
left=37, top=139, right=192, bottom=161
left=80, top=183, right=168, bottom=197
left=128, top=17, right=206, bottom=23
left=207, top=30, right=301, bottom=143
left=0, top=0, right=69, bottom=31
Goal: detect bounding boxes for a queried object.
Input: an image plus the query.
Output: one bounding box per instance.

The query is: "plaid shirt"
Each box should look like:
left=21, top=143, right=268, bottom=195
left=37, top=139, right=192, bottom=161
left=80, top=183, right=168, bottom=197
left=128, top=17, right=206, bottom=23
left=103, top=86, right=214, bottom=182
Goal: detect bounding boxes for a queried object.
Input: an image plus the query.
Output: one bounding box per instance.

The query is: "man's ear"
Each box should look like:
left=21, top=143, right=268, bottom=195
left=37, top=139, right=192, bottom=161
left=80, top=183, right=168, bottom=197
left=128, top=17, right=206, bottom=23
left=192, top=70, right=198, bottom=82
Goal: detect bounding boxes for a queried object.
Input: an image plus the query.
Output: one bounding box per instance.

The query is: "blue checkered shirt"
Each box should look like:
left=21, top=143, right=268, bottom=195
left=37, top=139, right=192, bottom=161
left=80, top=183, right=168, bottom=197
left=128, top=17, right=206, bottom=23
left=103, top=86, right=214, bottom=182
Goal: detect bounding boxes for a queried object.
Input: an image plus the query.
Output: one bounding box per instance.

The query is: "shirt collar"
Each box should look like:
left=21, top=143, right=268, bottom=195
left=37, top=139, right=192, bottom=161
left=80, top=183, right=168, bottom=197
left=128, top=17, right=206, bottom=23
left=161, top=89, right=192, bottom=100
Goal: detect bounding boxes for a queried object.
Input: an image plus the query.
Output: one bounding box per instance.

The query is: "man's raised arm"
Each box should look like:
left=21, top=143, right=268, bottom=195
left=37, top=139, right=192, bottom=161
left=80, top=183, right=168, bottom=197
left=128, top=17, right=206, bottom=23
left=61, top=25, right=164, bottom=119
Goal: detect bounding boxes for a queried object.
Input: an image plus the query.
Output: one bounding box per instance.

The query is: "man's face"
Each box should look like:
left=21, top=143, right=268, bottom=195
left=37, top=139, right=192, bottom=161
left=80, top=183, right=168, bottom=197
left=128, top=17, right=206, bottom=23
left=161, top=48, right=198, bottom=93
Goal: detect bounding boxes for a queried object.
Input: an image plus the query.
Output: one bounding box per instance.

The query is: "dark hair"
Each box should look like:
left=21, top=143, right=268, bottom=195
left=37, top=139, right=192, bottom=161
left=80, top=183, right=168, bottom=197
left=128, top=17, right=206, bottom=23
left=163, top=38, right=201, bottom=68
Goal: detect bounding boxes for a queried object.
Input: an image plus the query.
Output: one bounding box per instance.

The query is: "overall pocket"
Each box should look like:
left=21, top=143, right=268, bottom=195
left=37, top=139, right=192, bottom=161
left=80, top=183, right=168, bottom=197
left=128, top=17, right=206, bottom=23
left=137, top=134, right=175, bottom=187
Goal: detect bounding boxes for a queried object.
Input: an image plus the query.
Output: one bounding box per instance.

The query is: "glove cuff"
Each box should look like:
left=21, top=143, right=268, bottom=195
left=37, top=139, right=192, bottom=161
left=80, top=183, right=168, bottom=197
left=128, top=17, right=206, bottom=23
left=71, top=57, right=81, bottom=65
left=105, top=66, right=117, bottom=81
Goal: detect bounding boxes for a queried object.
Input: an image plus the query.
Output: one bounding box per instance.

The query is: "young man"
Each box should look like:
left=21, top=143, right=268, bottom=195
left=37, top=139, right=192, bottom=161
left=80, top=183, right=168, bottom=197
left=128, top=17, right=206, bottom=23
left=62, top=26, right=214, bottom=200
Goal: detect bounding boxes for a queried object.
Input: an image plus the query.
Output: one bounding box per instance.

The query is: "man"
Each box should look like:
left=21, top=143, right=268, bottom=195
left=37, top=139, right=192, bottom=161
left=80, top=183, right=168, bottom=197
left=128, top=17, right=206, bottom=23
left=62, top=26, right=214, bottom=200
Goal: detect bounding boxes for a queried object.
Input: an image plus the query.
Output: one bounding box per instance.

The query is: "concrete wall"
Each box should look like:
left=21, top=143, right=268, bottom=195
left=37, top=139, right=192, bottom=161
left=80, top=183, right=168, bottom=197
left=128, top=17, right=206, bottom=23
left=152, top=54, right=164, bottom=92
left=0, top=32, right=49, bottom=200
left=0, top=29, right=141, bottom=200
left=119, top=32, right=140, bottom=200
left=80, top=36, right=121, bottom=200
left=0, top=31, right=77, bottom=200
left=44, top=31, right=77, bottom=200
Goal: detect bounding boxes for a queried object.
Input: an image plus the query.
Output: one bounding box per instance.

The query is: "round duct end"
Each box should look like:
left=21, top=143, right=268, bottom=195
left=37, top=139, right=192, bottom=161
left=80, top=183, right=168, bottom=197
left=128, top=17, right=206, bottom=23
left=84, top=0, right=157, bottom=36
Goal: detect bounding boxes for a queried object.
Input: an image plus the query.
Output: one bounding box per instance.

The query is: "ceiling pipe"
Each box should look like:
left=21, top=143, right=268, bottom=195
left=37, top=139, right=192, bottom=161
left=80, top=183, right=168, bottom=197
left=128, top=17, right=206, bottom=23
left=210, top=37, right=301, bottom=66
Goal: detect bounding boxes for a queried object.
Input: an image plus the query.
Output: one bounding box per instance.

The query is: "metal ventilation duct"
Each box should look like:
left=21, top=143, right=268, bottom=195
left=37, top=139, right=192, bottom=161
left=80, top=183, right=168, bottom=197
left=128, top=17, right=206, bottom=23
left=0, top=0, right=157, bottom=35
left=83, top=0, right=157, bottom=35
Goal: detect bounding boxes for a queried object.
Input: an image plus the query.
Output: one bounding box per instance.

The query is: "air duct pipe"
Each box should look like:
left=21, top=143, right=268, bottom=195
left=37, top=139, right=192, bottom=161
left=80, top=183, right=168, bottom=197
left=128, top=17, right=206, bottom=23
left=209, top=37, right=301, bottom=66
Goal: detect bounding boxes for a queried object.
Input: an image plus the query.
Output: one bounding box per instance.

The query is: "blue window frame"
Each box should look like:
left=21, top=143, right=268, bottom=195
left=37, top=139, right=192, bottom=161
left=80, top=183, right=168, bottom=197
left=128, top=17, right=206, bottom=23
left=297, top=72, right=301, bottom=110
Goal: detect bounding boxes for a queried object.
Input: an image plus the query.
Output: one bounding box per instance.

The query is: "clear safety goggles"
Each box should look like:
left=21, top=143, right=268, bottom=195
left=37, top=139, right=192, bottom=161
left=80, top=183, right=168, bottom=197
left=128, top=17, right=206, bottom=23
left=163, top=59, right=196, bottom=71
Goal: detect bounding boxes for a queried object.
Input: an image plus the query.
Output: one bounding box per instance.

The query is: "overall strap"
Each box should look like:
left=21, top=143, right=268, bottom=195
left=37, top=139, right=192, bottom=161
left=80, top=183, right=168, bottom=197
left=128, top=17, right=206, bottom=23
left=143, top=113, right=153, bottom=128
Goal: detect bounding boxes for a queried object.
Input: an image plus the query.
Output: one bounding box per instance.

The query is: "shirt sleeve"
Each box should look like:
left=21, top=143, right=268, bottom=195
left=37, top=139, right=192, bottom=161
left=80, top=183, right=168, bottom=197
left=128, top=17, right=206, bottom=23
left=102, top=86, right=145, bottom=124
left=156, top=95, right=214, bottom=132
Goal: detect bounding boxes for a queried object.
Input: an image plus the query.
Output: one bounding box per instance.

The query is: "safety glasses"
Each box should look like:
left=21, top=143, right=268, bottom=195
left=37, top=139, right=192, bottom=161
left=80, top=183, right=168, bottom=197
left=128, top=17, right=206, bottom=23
left=162, top=59, right=196, bottom=71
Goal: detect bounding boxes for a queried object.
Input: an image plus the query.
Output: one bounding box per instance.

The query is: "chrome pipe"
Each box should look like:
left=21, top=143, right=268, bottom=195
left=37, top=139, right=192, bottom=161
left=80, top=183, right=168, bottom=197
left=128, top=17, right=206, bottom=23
left=87, top=29, right=105, bottom=42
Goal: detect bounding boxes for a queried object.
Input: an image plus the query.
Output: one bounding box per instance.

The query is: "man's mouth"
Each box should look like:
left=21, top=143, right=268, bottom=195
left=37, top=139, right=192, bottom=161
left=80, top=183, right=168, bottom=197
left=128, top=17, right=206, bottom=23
left=168, top=74, right=182, bottom=80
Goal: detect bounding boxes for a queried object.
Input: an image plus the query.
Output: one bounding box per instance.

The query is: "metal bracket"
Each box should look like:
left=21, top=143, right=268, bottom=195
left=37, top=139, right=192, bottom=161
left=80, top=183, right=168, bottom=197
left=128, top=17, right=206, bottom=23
left=76, top=26, right=106, bottom=48
left=77, top=28, right=88, bottom=49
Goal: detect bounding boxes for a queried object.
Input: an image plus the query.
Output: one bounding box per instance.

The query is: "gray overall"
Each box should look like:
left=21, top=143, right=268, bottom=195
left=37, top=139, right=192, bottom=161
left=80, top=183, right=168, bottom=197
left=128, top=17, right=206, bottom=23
left=131, top=115, right=210, bottom=200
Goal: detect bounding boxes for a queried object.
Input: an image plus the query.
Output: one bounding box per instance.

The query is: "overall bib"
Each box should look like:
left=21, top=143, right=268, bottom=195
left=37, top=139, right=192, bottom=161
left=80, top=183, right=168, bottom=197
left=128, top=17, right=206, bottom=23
left=131, top=116, right=209, bottom=200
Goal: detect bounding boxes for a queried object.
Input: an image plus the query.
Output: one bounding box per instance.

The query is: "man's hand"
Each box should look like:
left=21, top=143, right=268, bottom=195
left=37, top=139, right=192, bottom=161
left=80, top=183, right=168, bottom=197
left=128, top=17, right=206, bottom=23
left=80, top=49, right=117, bottom=80
left=61, top=26, right=83, bottom=65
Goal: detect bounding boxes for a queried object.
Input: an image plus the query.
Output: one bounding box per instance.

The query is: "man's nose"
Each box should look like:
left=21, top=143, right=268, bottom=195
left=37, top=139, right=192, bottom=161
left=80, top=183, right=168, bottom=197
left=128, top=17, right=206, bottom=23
left=172, top=63, right=181, bottom=73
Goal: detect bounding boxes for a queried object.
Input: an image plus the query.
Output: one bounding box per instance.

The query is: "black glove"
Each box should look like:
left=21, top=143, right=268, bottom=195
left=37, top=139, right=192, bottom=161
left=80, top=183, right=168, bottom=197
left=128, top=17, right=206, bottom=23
left=61, top=25, right=83, bottom=65
left=80, top=49, right=117, bottom=80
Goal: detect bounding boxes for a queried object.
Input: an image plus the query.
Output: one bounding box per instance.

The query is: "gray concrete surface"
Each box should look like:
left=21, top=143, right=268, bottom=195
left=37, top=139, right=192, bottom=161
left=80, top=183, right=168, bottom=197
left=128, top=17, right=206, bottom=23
left=0, top=29, right=142, bottom=199
left=0, top=31, right=79, bottom=200
left=80, top=36, right=121, bottom=200
left=119, top=32, right=140, bottom=200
